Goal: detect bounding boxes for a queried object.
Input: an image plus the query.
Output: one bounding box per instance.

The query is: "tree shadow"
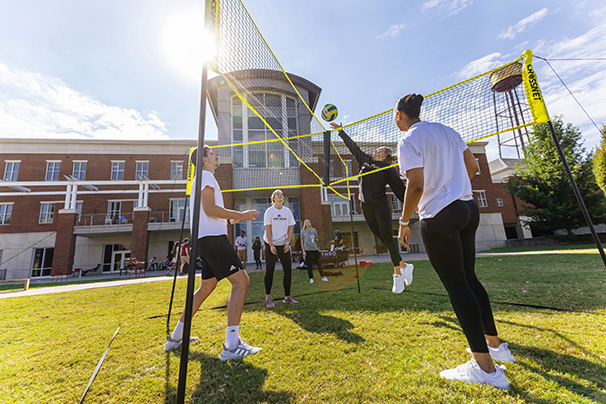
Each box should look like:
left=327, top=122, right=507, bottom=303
left=164, top=351, right=293, bottom=404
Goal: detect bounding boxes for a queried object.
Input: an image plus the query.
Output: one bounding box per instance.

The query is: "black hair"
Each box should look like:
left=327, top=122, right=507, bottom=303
left=190, top=145, right=212, bottom=167
left=395, top=93, right=424, bottom=119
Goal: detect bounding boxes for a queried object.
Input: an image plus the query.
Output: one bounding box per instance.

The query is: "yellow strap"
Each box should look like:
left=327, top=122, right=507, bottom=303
left=522, top=49, right=550, bottom=123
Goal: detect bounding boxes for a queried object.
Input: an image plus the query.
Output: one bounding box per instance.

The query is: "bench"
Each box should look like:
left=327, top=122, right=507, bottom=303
left=0, top=279, right=30, bottom=291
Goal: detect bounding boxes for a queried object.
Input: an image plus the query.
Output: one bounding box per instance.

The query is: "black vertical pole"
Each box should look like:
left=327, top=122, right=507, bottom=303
left=547, top=120, right=606, bottom=269
left=166, top=195, right=188, bottom=336
left=349, top=196, right=361, bottom=293
left=323, top=131, right=331, bottom=186
left=176, top=0, right=211, bottom=401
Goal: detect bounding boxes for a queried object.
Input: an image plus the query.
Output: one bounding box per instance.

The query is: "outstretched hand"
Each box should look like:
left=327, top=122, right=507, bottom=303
left=330, top=122, right=343, bottom=131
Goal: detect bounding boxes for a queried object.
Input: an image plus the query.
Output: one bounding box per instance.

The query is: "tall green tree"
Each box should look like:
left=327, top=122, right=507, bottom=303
left=592, top=125, right=606, bottom=194
left=505, top=116, right=606, bottom=238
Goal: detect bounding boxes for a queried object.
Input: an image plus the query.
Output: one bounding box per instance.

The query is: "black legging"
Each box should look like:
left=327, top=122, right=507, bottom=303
left=420, top=199, right=497, bottom=353
left=362, top=199, right=402, bottom=267
left=264, top=243, right=292, bottom=296
left=253, top=249, right=262, bottom=268
left=304, top=250, right=324, bottom=279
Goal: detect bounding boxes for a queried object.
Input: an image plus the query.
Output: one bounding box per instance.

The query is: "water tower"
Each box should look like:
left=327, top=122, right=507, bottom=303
left=489, top=62, right=531, bottom=159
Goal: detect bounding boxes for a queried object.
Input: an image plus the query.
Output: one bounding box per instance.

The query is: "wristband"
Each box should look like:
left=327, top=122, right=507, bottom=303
left=399, top=219, right=409, bottom=226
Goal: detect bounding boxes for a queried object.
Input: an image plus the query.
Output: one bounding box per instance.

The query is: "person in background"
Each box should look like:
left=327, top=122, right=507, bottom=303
left=333, top=227, right=344, bottom=249
left=235, top=230, right=248, bottom=269
left=264, top=189, right=298, bottom=308
left=179, top=238, right=190, bottom=275
left=166, top=241, right=180, bottom=276
left=252, top=236, right=263, bottom=270
left=301, top=219, right=327, bottom=284
left=395, top=93, right=514, bottom=388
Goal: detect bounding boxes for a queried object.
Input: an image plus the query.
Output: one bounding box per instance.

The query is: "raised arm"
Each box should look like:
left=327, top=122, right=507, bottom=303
left=330, top=122, right=371, bottom=165
left=386, top=167, right=406, bottom=202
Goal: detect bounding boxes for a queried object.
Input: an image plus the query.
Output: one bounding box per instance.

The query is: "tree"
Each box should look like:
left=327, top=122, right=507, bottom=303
left=505, top=116, right=606, bottom=238
left=592, top=125, right=606, bottom=194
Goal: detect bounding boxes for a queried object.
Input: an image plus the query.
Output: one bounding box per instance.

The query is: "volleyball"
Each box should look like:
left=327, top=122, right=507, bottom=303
left=321, top=104, right=338, bottom=122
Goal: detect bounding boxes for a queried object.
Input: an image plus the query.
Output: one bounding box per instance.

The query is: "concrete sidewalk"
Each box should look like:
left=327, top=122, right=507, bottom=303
left=1, top=249, right=598, bottom=300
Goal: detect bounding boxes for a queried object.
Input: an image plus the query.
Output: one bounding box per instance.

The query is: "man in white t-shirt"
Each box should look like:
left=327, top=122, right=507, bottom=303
left=235, top=230, right=248, bottom=269
left=165, top=145, right=262, bottom=361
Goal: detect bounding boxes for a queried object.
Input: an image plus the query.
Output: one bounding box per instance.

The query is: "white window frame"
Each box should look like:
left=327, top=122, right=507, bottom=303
left=496, top=197, right=504, bottom=207
left=31, top=247, right=54, bottom=277
left=231, top=93, right=298, bottom=169
left=111, top=161, right=125, bottom=181
left=107, top=201, right=122, bottom=221
left=136, top=161, right=149, bottom=180
left=170, top=160, right=184, bottom=180
left=0, top=202, right=13, bottom=225
left=475, top=158, right=481, bottom=175
left=3, top=161, right=20, bottom=181
left=39, top=202, right=55, bottom=224
left=72, top=161, right=87, bottom=180
left=473, top=190, right=488, bottom=208
left=45, top=160, right=61, bottom=181
left=169, top=198, right=190, bottom=222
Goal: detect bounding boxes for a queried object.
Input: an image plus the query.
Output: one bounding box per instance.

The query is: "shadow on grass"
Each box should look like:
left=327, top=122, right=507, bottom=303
left=164, top=350, right=293, bottom=403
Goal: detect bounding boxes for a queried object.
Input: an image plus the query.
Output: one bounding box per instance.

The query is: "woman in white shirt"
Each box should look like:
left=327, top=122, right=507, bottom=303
left=395, top=93, right=514, bottom=389
left=263, top=189, right=298, bottom=308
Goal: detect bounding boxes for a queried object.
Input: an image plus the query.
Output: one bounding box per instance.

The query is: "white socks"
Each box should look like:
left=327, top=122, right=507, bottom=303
left=171, top=321, right=184, bottom=342
left=225, top=325, right=240, bottom=350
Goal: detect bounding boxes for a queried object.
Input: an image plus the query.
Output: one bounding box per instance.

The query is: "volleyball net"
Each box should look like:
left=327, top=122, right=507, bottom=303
left=206, top=0, right=550, bottom=199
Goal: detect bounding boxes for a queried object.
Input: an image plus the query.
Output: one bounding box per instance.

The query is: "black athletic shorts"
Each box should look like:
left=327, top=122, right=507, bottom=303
left=197, top=235, right=242, bottom=281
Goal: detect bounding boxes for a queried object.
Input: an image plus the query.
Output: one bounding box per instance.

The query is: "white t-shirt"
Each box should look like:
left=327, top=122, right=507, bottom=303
left=190, top=170, right=228, bottom=238
left=235, top=236, right=248, bottom=250
left=397, top=121, right=473, bottom=220
left=263, top=205, right=296, bottom=246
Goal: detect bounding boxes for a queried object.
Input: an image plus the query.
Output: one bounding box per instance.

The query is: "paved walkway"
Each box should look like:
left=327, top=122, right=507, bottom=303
left=1, top=249, right=599, bottom=300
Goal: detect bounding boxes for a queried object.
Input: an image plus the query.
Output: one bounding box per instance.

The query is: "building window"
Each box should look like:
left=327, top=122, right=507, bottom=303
left=31, top=248, right=54, bottom=277
left=39, top=203, right=55, bottom=223
left=3, top=161, right=20, bottom=181
left=496, top=197, right=504, bottom=207
left=136, top=161, right=149, bottom=180
left=107, top=201, right=121, bottom=222
left=0, top=203, right=13, bottom=224
left=473, top=190, right=488, bottom=208
left=231, top=93, right=299, bottom=169
left=169, top=199, right=190, bottom=222
left=111, top=161, right=125, bottom=180
left=72, top=161, right=87, bottom=180
left=45, top=161, right=60, bottom=181
left=389, top=193, right=402, bottom=212
left=331, top=197, right=350, bottom=217
left=344, top=160, right=353, bottom=178
left=171, top=161, right=183, bottom=180
left=475, top=158, right=481, bottom=175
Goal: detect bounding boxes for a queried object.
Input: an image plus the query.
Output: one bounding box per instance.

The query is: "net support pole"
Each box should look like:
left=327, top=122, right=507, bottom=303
left=546, top=120, right=606, bottom=269
left=349, top=197, right=361, bottom=294
left=166, top=195, right=189, bottom=335
left=176, top=0, right=212, bottom=401
left=323, top=131, right=331, bottom=186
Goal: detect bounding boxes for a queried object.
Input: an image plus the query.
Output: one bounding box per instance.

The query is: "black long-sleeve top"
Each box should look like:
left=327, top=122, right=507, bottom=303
left=338, top=129, right=406, bottom=204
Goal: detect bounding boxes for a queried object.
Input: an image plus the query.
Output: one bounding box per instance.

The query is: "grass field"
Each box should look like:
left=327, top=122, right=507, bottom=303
left=1, top=252, right=606, bottom=403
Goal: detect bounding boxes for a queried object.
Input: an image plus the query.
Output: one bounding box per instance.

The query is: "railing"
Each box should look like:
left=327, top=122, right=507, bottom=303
left=76, top=213, right=134, bottom=226
left=149, top=211, right=190, bottom=224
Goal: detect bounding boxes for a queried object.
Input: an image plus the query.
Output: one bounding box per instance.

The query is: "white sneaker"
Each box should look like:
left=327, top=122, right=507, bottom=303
left=164, top=336, right=199, bottom=352
left=401, top=263, right=414, bottom=286
left=439, top=360, right=510, bottom=389
left=321, top=277, right=328, bottom=282
left=392, top=273, right=405, bottom=294
left=220, top=338, right=262, bottom=361
left=467, top=342, right=516, bottom=362
left=310, top=278, right=314, bottom=284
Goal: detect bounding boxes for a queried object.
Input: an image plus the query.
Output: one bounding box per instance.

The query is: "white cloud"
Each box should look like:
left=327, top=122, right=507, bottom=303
left=456, top=52, right=507, bottom=79
left=0, top=63, right=169, bottom=140
left=422, top=0, right=473, bottom=16
left=376, top=23, right=407, bottom=39
left=497, top=8, right=548, bottom=40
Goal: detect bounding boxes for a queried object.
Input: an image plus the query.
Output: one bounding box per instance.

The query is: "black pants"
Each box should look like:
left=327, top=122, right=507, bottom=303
left=421, top=199, right=497, bottom=353
left=253, top=250, right=262, bottom=268
left=362, top=199, right=402, bottom=267
left=304, top=250, right=323, bottom=279
left=264, top=243, right=292, bottom=296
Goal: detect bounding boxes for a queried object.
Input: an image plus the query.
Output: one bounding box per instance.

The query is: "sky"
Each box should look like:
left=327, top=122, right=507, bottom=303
left=1, top=0, right=605, bottom=163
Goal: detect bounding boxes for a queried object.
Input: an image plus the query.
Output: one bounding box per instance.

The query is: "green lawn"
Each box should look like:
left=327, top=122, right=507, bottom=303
left=1, top=252, right=606, bottom=403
